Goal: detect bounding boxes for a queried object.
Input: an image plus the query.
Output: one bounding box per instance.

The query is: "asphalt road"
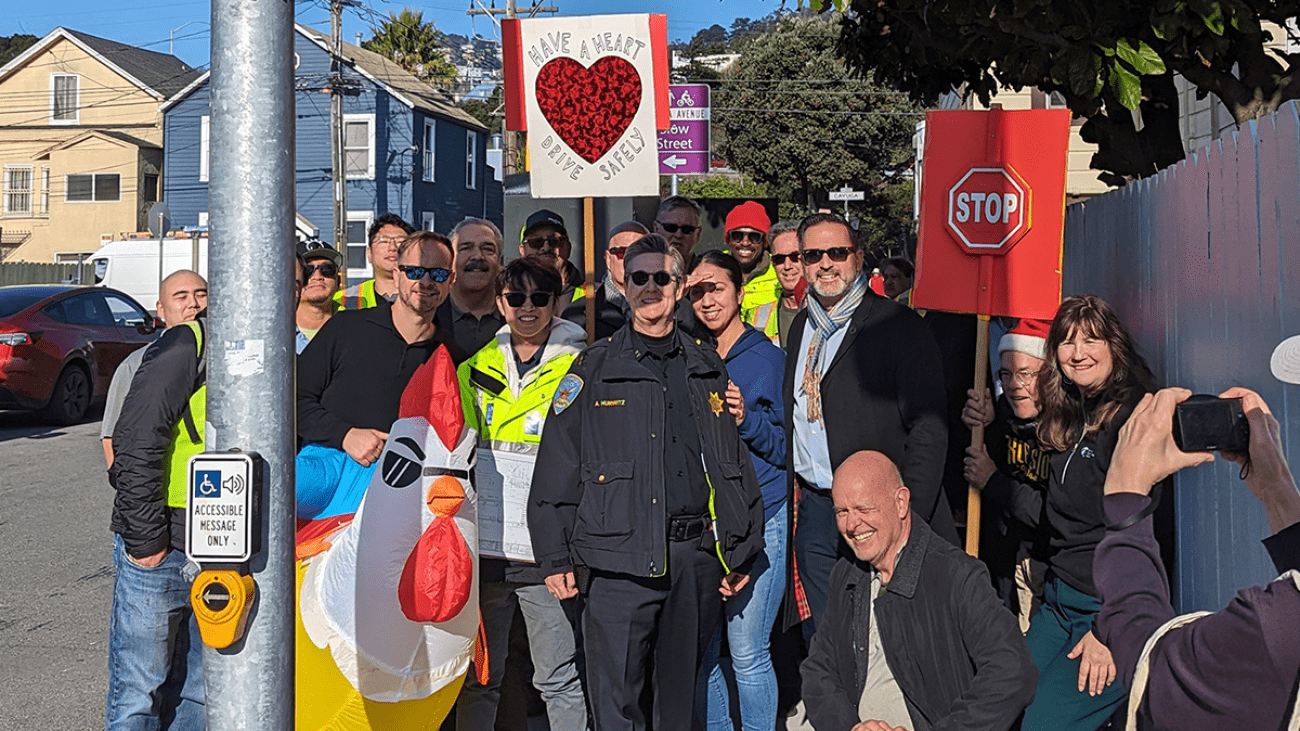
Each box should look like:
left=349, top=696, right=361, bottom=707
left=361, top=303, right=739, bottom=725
left=0, top=407, right=113, bottom=731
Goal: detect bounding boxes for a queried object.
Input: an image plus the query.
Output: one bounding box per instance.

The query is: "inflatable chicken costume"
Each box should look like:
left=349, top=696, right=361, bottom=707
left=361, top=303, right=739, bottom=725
left=295, top=348, right=483, bottom=730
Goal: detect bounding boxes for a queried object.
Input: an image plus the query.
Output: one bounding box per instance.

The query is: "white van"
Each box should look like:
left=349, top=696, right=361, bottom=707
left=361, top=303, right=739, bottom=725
left=89, top=238, right=208, bottom=314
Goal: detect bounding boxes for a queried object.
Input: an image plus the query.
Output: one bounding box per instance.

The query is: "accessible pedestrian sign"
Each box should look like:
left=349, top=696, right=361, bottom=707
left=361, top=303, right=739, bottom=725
left=658, top=84, right=710, bottom=175
left=186, top=452, right=259, bottom=563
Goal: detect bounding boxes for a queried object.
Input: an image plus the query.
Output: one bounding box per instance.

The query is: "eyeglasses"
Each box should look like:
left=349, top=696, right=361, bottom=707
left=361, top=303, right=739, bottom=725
left=799, top=247, right=854, bottom=265
left=687, top=282, right=726, bottom=301
left=502, top=291, right=553, bottom=308
left=727, top=230, right=764, bottom=245
left=372, top=235, right=405, bottom=248
left=656, top=222, right=699, bottom=235
left=303, top=262, right=338, bottom=278
left=607, top=246, right=629, bottom=260
left=997, top=368, right=1041, bottom=387
left=397, top=265, right=452, bottom=283
left=770, top=253, right=798, bottom=266
left=523, top=235, right=567, bottom=250
left=629, top=270, right=676, bottom=287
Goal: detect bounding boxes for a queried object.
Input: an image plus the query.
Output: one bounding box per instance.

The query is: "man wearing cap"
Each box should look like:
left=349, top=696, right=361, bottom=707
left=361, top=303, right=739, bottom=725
left=962, top=318, right=1053, bottom=630
left=654, top=195, right=703, bottom=264
left=438, top=217, right=506, bottom=356
left=334, top=213, right=414, bottom=310
left=297, top=240, right=343, bottom=353
left=562, top=220, right=648, bottom=339
left=520, top=209, right=584, bottom=302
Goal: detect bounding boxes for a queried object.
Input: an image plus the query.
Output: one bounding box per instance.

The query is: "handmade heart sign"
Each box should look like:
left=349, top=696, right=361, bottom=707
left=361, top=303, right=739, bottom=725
left=504, top=14, right=669, bottom=198
left=535, top=57, right=642, bottom=164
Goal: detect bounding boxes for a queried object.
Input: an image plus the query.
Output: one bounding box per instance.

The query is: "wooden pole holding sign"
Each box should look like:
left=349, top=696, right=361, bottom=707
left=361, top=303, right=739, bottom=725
left=584, top=196, right=596, bottom=344
left=912, top=106, right=1070, bottom=558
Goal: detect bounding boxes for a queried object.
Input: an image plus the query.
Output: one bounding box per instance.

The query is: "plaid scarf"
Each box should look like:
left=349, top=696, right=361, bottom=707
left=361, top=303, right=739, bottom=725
left=801, top=274, right=867, bottom=422
left=603, top=272, right=629, bottom=314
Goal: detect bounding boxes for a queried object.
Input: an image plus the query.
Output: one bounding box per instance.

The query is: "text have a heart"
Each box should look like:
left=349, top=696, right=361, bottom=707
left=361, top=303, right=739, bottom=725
left=526, top=30, right=648, bottom=69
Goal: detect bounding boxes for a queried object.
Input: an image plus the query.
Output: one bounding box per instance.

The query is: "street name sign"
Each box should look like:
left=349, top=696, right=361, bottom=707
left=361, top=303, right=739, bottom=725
left=828, top=187, right=865, bottom=201
left=658, top=84, right=710, bottom=175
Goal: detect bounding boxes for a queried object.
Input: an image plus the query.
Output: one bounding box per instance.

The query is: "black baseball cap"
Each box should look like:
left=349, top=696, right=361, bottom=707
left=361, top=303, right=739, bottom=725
left=521, top=209, right=568, bottom=241
left=296, top=239, right=343, bottom=269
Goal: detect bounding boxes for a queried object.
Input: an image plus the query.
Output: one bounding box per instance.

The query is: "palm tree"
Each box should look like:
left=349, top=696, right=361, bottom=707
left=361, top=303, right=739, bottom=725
left=362, top=8, right=457, bottom=85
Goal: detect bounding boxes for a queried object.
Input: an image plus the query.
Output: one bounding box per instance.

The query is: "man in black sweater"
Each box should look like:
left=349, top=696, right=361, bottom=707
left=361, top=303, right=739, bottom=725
left=298, top=231, right=467, bottom=471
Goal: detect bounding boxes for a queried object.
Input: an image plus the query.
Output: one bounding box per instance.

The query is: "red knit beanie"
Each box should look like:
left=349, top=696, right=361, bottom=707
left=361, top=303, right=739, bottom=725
left=724, top=201, right=771, bottom=235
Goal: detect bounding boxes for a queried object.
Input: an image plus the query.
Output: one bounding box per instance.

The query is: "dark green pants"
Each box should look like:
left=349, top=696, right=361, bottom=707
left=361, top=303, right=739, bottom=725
left=1021, top=578, right=1126, bottom=731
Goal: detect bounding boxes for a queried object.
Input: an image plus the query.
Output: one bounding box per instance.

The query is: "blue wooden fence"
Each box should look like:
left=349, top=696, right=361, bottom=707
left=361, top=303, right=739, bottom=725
left=1063, top=101, right=1300, bottom=613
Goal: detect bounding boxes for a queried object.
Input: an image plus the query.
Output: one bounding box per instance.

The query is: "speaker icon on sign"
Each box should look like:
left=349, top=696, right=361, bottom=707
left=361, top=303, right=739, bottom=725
left=222, top=474, right=246, bottom=495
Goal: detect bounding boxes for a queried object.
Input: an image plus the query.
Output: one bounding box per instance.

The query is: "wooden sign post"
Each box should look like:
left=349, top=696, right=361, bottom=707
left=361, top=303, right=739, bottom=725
left=913, top=107, right=1070, bottom=557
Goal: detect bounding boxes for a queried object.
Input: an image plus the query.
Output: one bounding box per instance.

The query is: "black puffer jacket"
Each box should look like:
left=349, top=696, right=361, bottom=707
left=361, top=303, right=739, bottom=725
left=528, top=324, right=764, bottom=579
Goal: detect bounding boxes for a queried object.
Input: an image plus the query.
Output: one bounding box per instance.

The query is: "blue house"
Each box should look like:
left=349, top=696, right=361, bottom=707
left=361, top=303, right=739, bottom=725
left=161, top=24, right=500, bottom=281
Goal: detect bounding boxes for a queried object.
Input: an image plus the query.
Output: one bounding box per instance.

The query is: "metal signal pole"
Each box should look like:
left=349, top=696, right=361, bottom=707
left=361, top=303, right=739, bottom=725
left=330, top=0, right=349, bottom=264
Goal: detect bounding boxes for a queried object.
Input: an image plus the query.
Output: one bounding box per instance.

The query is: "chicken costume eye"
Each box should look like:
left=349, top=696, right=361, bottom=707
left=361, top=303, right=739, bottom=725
left=382, top=437, right=426, bottom=489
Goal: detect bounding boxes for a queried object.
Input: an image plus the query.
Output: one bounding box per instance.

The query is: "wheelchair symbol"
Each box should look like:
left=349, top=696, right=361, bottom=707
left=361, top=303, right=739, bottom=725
left=195, top=471, right=221, bottom=498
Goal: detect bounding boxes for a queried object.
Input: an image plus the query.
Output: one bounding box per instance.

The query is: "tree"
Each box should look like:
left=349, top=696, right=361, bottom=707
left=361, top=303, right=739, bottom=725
left=713, top=13, right=921, bottom=245
left=0, top=34, right=38, bottom=68
left=460, top=84, right=502, bottom=131
left=823, top=0, right=1300, bottom=185
left=362, top=8, right=457, bottom=85
left=673, top=175, right=769, bottom=199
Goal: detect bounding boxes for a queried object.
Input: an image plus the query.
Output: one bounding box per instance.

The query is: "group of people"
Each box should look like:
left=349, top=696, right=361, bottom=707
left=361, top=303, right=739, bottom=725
left=103, top=195, right=1300, bottom=731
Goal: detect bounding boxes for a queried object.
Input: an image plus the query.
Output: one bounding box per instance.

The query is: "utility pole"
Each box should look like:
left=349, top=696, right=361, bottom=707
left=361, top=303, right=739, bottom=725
left=206, top=0, right=296, bottom=726
left=330, top=0, right=349, bottom=265
left=468, top=0, right=558, bottom=178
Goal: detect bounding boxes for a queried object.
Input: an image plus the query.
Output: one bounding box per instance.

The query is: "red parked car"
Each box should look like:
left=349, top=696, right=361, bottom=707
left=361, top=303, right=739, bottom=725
left=0, top=285, right=159, bottom=424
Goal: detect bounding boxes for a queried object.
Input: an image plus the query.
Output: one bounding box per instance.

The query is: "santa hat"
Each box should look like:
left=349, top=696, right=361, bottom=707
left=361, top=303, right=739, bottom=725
left=999, top=318, right=1051, bottom=361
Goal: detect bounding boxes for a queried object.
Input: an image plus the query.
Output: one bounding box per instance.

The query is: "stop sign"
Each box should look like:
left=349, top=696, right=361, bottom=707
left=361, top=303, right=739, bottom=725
left=946, top=166, right=1031, bottom=252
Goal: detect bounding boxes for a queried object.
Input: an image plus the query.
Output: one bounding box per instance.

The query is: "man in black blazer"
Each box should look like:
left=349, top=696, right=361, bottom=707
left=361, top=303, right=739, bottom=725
left=784, top=213, right=955, bottom=632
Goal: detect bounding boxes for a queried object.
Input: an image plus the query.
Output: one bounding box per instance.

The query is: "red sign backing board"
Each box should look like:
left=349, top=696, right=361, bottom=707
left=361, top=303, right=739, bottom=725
left=913, top=108, right=1070, bottom=320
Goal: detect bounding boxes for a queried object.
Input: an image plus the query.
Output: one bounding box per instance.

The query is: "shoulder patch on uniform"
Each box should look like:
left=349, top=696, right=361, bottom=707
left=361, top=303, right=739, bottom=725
left=553, top=374, right=584, bottom=415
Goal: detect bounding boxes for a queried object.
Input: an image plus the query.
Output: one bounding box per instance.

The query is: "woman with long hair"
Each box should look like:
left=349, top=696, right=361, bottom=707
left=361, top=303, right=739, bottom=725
left=981, top=294, right=1161, bottom=731
left=686, top=250, right=789, bottom=731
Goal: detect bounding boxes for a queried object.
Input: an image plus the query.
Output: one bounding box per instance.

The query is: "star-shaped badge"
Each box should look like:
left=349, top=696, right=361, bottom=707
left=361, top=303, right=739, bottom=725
left=709, top=391, right=724, bottom=417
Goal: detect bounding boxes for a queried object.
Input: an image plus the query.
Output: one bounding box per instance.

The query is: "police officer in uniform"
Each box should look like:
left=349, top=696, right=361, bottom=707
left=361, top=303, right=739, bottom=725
left=529, top=233, right=765, bottom=731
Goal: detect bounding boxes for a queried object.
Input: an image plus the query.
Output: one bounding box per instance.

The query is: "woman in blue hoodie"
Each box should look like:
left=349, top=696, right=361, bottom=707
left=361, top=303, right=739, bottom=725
left=687, top=250, right=788, bottom=731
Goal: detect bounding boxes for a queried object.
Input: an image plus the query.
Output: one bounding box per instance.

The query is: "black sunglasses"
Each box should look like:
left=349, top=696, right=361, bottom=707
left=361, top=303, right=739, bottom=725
left=770, top=253, right=798, bottom=265
left=503, top=291, right=553, bottom=308
left=799, top=247, right=854, bottom=265
left=629, top=270, right=676, bottom=287
left=656, top=222, right=699, bottom=235
left=303, top=262, right=338, bottom=278
left=524, top=235, right=567, bottom=250
left=397, top=265, right=452, bottom=283
left=727, top=230, right=764, bottom=245
left=607, top=246, right=629, bottom=260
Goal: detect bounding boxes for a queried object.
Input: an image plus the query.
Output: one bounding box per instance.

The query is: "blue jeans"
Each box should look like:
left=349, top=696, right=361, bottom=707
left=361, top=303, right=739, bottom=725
left=106, top=534, right=205, bottom=731
left=696, top=502, right=788, bottom=731
left=456, top=581, right=587, bottom=731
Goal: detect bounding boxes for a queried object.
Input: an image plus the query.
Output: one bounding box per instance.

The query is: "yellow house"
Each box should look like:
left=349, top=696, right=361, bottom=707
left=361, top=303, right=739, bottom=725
left=0, top=28, right=199, bottom=262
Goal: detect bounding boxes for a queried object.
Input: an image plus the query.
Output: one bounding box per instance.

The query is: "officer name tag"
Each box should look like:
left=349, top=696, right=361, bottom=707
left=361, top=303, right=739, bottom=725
left=186, top=452, right=259, bottom=563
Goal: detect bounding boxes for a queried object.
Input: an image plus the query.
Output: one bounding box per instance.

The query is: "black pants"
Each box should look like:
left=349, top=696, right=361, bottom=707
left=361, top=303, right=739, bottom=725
left=583, top=536, right=723, bottom=731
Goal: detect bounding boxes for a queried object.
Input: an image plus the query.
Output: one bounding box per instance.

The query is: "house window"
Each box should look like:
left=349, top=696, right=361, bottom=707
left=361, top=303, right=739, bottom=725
left=344, top=114, right=375, bottom=179
left=142, top=174, right=159, bottom=203
left=422, top=120, right=436, bottom=182
left=465, top=131, right=477, bottom=190
left=200, top=116, right=210, bottom=183
left=52, top=74, right=79, bottom=123
left=422, top=211, right=435, bottom=232
left=66, top=173, right=121, bottom=202
left=346, top=210, right=374, bottom=277
left=3, top=166, right=33, bottom=216
left=39, top=167, right=50, bottom=216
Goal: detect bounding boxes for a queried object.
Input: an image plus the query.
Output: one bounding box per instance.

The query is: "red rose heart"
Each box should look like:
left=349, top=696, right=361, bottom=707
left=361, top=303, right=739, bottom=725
left=535, top=56, right=642, bottom=164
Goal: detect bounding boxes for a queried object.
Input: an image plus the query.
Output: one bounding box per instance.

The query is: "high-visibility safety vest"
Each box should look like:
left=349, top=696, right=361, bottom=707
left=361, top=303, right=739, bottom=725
left=457, top=323, right=586, bottom=451
left=332, top=278, right=381, bottom=310
left=164, top=319, right=207, bottom=509
left=741, top=265, right=781, bottom=345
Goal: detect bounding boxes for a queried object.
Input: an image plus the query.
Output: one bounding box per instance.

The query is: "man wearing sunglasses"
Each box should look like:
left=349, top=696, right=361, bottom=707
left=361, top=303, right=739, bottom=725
left=530, top=233, right=764, bottom=731
left=296, top=240, right=343, bottom=353
left=562, top=220, right=648, bottom=340
left=654, top=195, right=703, bottom=263
left=298, top=232, right=467, bottom=500
left=782, top=213, right=953, bottom=636
left=744, top=220, right=807, bottom=348
left=520, top=209, right=585, bottom=302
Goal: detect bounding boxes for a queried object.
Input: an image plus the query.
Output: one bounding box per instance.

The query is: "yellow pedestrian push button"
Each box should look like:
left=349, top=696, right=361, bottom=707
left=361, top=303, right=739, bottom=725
left=191, top=569, right=256, bottom=649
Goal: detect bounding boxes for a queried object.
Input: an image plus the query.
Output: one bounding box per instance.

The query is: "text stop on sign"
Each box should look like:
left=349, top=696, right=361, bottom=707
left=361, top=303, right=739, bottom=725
left=946, top=166, right=1031, bottom=252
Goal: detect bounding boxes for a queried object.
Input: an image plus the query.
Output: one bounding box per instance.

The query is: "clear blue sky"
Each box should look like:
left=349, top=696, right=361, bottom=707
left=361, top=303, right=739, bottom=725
left=2, top=0, right=786, bottom=70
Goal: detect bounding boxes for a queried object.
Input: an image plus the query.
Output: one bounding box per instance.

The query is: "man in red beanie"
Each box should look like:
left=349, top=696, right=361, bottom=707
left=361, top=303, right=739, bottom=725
left=725, top=201, right=781, bottom=331
left=961, top=317, right=1053, bottom=630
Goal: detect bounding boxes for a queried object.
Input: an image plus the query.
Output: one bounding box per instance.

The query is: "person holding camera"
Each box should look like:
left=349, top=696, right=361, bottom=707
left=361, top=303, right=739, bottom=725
left=1093, top=384, right=1300, bottom=730
left=996, top=295, right=1169, bottom=731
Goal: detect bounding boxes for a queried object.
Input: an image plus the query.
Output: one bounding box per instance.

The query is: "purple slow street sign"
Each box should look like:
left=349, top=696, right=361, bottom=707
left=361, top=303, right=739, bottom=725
left=658, top=84, right=711, bottom=175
